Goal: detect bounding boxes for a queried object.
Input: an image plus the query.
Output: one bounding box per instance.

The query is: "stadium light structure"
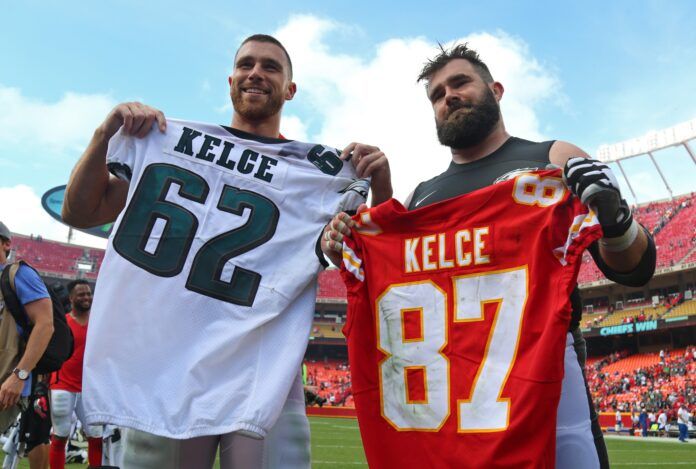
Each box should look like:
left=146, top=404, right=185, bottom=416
left=595, top=118, right=696, bottom=202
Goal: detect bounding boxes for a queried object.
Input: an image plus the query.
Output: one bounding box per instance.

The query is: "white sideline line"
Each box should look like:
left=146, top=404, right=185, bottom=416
left=315, top=444, right=363, bottom=448
left=612, top=463, right=695, bottom=466
left=312, top=461, right=365, bottom=466
left=604, top=434, right=693, bottom=444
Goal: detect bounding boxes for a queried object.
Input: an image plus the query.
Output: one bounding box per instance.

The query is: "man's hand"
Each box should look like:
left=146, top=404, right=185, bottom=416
left=98, top=102, right=167, bottom=141
left=0, top=374, right=24, bottom=410
left=341, top=143, right=392, bottom=206
left=562, top=157, right=633, bottom=240
left=321, top=206, right=367, bottom=267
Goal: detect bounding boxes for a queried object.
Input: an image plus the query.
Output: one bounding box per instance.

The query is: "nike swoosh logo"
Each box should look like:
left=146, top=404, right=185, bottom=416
left=414, top=190, right=437, bottom=207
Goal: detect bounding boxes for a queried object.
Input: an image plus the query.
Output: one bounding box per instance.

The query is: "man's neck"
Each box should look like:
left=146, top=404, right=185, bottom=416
left=230, top=113, right=282, bottom=139
left=449, top=123, right=510, bottom=165
left=71, top=310, right=90, bottom=325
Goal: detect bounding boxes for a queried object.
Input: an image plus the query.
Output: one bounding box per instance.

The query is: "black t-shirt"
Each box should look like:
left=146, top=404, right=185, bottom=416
left=408, top=136, right=584, bottom=330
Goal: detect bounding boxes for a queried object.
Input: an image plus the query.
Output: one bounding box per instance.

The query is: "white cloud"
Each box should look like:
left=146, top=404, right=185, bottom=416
left=280, top=114, right=309, bottom=141
left=0, top=185, right=107, bottom=249
left=0, top=85, right=115, bottom=157
left=273, top=16, right=563, bottom=201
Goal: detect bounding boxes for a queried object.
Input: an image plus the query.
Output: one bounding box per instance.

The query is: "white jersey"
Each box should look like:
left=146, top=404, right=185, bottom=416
left=83, top=119, right=368, bottom=438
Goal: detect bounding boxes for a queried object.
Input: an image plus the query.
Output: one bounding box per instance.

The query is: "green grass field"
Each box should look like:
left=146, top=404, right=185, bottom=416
left=12, top=416, right=696, bottom=468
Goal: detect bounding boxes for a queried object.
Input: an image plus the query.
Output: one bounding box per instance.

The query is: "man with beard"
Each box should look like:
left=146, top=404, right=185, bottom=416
left=322, top=44, right=655, bottom=468
left=49, top=280, right=103, bottom=469
left=62, top=35, right=389, bottom=468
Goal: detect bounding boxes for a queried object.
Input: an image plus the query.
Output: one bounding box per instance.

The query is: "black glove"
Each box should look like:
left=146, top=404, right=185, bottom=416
left=562, top=157, right=633, bottom=238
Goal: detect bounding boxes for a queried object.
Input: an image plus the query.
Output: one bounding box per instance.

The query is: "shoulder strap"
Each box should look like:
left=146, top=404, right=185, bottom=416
left=0, top=261, right=30, bottom=331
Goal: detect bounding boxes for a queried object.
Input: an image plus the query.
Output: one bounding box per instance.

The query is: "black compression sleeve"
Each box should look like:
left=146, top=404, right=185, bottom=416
left=588, top=225, right=656, bottom=287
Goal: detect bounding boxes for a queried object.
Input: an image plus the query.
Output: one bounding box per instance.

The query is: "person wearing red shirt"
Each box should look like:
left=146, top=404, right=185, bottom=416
left=49, top=280, right=102, bottom=468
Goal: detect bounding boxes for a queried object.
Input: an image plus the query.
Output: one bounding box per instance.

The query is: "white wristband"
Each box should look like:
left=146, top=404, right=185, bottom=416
left=598, top=219, right=639, bottom=252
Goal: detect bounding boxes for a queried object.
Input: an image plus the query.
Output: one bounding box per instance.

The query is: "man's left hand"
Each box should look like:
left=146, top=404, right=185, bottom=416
left=563, top=157, right=633, bottom=239
left=341, top=143, right=392, bottom=205
left=0, top=374, right=24, bottom=410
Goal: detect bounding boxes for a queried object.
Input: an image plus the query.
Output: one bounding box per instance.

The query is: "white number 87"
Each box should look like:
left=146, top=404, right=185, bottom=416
left=376, top=267, right=528, bottom=432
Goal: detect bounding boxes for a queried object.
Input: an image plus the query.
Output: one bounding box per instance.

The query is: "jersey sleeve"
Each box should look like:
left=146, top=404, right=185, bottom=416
left=550, top=194, right=603, bottom=267
left=106, top=127, right=137, bottom=182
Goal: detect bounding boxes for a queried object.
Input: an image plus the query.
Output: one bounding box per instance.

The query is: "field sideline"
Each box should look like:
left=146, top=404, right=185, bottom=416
left=11, top=416, right=696, bottom=468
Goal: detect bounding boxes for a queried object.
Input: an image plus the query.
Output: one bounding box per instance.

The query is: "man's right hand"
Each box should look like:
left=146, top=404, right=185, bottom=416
left=0, top=374, right=24, bottom=410
left=98, top=102, right=167, bottom=141
left=321, top=207, right=367, bottom=267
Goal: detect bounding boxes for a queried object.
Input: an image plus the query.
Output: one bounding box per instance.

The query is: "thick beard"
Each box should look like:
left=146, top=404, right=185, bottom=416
left=72, top=302, right=91, bottom=314
left=230, top=84, right=284, bottom=121
left=436, top=87, right=500, bottom=149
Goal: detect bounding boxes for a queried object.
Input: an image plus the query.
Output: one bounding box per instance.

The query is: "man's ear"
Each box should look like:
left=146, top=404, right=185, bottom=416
left=492, top=81, right=504, bottom=101
left=285, top=82, right=297, bottom=101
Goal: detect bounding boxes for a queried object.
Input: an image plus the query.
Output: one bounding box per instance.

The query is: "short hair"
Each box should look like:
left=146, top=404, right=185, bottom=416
left=237, top=34, right=293, bottom=79
left=67, top=279, right=90, bottom=295
left=417, top=43, right=494, bottom=84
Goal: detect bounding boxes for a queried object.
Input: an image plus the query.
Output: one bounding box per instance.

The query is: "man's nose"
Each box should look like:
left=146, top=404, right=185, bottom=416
left=248, top=64, right=264, bottom=80
left=444, top=88, right=461, bottom=107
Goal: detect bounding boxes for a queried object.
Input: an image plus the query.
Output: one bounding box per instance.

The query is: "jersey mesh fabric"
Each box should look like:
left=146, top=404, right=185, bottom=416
left=83, top=119, right=367, bottom=438
left=341, top=170, right=601, bottom=468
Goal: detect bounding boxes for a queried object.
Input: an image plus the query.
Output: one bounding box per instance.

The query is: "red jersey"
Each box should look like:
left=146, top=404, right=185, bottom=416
left=341, top=170, right=601, bottom=468
left=51, top=314, right=88, bottom=392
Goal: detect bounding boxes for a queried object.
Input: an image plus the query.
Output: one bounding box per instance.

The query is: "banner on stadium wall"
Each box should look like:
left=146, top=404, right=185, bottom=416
left=41, top=185, right=113, bottom=239
left=599, top=320, right=658, bottom=337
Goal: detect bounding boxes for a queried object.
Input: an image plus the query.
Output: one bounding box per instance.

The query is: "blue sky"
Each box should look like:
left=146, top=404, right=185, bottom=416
left=2, top=0, right=695, bottom=246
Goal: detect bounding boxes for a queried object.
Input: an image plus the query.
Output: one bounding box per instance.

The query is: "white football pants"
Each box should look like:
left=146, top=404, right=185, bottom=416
left=49, top=390, right=103, bottom=439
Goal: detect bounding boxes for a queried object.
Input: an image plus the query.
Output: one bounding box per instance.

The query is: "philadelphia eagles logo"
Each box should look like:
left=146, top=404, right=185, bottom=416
left=493, top=167, right=542, bottom=184
left=339, top=179, right=369, bottom=198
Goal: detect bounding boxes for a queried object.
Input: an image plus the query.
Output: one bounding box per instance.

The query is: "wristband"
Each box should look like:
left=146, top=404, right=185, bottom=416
left=598, top=219, right=639, bottom=252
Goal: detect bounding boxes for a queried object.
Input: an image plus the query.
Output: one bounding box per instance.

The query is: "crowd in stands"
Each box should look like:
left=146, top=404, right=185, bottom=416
left=586, top=347, right=695, bottom=419
left=582, top=293, right=695, bottom=328
left=10, top=234, right=104, bottom=279
left=304, top=359, right=354, bottom=407
left=577, top=192, right=696, bottom=283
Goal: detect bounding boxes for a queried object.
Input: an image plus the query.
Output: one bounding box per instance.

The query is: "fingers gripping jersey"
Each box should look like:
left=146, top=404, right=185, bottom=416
left=83, top=119, right=367, bottom=438
left=341, top=170, right=601, bottom=469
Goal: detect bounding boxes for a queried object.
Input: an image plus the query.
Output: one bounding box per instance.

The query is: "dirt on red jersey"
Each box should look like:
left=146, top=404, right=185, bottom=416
left=341, top=170, right=601, bottom=469
left=51, top=314, right=88, bottom=393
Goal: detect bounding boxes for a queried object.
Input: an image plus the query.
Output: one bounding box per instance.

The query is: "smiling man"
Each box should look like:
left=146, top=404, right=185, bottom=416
left=62, top=35, right=390, bottom=469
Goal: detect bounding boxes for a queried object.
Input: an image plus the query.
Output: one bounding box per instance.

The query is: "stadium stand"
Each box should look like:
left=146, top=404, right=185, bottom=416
left=652, top=193, right=696, bottom=268
left=586, top=347, right=695, bottom=413
left=317, top=269, right=347, bottom=302
left=10, top=234, right=102, bottom=279
left=577, top=192, right=696, bottom=283
left=304, top=360, right=353, bottom=406
left=597, top=306, right=666, bottom=327
left=662, top=298, right=696, bottom=319
left=311, top=321, right=345, bottom=339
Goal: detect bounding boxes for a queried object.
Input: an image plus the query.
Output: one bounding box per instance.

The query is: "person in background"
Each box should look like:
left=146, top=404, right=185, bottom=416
left=49, top=280, right=102, bottom=468
left=0, top=221, right=54, bottom=469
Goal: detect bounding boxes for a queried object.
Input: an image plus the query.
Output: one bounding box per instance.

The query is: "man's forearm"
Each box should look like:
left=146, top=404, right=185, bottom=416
left=63, top=128, right=111, bottom=226
left=598, top=225, right=648, bottom=272
left=370, top=186, right=393, bottom=207
left=16, top=321, right=53, bottom=372
left=63, top=128, right=128, bottom=228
